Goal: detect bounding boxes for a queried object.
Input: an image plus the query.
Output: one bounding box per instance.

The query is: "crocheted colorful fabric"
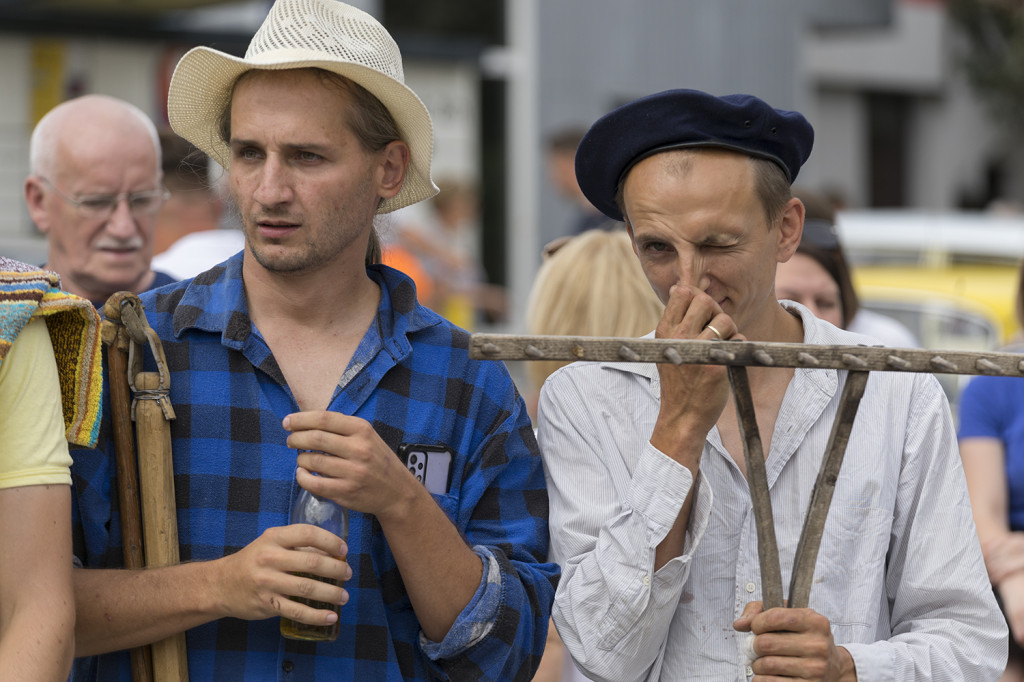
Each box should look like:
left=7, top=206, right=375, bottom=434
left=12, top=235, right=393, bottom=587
left=0, top=256, right=103, bottom=447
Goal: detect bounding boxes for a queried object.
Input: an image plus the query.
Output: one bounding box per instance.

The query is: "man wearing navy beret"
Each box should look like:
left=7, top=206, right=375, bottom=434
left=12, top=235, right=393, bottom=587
left=536, top=89, right=1006, bottom=680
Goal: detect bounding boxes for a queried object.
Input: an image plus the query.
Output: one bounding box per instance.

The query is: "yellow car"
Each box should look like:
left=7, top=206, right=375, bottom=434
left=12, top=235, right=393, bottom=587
left=837, top=209, right=1024, bottom=349
left=852, top=262, right=1020, bottom=350
left=836, top=210, right=1024, bottom=414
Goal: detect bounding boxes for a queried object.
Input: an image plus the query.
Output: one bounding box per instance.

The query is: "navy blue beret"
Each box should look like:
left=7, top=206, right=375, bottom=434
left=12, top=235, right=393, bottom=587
left=575, top=89, right=814, bottom=221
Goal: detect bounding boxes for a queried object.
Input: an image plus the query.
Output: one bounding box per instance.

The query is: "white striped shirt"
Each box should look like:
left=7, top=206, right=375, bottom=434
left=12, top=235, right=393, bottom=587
left=538, top=304, right=1007, bottom=681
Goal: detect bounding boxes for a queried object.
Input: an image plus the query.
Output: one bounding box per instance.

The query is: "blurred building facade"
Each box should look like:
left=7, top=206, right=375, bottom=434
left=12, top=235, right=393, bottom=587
left=0, top=0, right=1014, bottom=327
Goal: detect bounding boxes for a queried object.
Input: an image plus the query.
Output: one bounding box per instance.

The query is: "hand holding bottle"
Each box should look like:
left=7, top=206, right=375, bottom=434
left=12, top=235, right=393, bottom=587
left=280, top=451, right=350, bottom=642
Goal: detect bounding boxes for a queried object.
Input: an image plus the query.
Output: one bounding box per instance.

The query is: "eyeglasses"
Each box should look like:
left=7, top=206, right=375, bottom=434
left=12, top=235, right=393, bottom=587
left=38, top=177, right=170, bottom=220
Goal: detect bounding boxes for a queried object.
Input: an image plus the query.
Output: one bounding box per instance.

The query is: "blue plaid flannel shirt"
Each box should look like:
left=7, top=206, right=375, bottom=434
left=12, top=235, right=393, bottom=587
left=70, top=254, right=558, bottom=681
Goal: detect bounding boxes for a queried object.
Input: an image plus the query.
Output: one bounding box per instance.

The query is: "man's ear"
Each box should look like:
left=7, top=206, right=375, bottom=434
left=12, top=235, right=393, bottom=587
left=24, top=177, right=51, bottom=235
left=776, top=197, right=805, bottom=263
left=377, top=140, right=410, bottom=200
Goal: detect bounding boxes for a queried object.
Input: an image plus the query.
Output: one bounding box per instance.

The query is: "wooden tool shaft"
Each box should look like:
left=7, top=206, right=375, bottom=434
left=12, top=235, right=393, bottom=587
left=727, top=366, right=784, bottom=610
left=787, top=370, right=869, bottom=609
left=103, top=338, right=153, bottom=682
left=134, top=372, right=189, bottom=681
left=107, top=343, right=146, bottom=569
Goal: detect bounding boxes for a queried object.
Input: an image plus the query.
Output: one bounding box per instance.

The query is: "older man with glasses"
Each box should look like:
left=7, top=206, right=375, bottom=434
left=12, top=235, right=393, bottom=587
left=24, top=94, right=176, bottom=306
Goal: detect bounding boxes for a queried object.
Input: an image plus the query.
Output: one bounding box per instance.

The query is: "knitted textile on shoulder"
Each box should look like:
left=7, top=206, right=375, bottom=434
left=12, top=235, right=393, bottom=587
left=0, top=256, right=103, bottom=447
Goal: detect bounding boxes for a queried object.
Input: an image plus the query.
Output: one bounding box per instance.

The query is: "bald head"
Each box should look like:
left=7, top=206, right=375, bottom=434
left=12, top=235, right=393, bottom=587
left=30, top=95, right=161, bottom=179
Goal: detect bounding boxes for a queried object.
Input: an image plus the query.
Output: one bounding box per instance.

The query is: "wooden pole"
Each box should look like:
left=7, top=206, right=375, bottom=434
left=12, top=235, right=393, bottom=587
left=727, top=366, right=784, bottom=610
left=100, top=303, right=153, bottom=682
left=787, top=370, right=869, bottom=609
left=469, top=333, right=1024, bottom=376
left=134, top=372, right=189, bottom=681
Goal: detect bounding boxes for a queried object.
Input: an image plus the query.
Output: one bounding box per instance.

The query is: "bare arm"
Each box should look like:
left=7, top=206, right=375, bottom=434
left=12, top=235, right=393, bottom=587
left=650, top=421, right=716, bottom=570
left=0, top=484, right=74, bottom=681
left=73, top=523, right=351, bottom=656
left=73, top=562, right=216, bottom=655
left=960, top=437, right=1024, bottom=582
left=960, top=436, right=1024, bottom=645
left=376, top=474, right=483, bottom=641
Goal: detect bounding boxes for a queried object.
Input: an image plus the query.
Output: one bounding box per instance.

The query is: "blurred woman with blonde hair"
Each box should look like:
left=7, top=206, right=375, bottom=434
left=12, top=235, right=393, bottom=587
left=526, top=228, right=663, bottom=681
left=525, top=229, right=664, bottom=407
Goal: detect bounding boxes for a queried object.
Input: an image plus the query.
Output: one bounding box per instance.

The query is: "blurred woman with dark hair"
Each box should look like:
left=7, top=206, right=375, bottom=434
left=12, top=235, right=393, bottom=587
left=775, top=187, right=918, bottom=346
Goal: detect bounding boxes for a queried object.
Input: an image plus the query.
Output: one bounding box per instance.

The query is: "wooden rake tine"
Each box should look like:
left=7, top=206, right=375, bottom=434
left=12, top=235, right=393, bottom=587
left=787, top=370, right=868, bottom=609
left=728, top=366, right=869, bottom=610
left=727, top=366, right=784, bottom=609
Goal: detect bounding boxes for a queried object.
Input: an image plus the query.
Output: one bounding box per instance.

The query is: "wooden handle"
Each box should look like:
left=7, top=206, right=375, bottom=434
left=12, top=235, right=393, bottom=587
left=728, top=366, right=784, bottom=610
left=787, top=370, right=869, bottom=609
left=102, top=332, right=153, bottom=682
left=135, top=372, right=189, bottom=681
left=105, top=336, right=147, bottom=569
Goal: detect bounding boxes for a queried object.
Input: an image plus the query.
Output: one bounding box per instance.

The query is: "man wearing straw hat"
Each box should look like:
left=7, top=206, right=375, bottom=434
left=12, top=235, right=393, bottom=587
left=537, top=89, right=1006, bottom=680
left=67, top=1, right=556, bottom=679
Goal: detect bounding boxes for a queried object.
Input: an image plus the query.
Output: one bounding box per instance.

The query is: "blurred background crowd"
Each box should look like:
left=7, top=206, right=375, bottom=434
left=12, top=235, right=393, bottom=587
left=3, top=0, right=1024, bottom=353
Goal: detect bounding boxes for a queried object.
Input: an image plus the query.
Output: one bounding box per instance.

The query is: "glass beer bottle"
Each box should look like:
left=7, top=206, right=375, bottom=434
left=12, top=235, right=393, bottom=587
left=279, top=465, right=348, bottom=642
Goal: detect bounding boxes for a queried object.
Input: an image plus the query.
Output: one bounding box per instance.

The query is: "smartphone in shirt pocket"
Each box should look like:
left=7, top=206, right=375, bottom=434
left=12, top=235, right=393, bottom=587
left=397, top=443, right=453, bottom=495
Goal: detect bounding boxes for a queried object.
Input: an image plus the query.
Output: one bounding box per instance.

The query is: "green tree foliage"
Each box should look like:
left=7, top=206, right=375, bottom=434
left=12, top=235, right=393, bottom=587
left=949, top=0, right=1024, bottom=132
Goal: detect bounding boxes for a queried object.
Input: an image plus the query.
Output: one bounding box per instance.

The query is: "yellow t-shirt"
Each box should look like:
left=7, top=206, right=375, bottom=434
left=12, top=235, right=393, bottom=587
left=0, top=317, right=72, bottom=489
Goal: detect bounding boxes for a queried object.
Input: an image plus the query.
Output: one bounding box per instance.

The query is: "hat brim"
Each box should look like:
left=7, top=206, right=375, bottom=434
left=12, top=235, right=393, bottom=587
left=167, top=46, right=438, bottom=214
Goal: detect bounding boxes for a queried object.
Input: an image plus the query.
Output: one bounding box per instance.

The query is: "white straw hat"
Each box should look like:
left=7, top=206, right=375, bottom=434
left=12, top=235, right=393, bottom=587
left=167, top=0, right=437, bottom=214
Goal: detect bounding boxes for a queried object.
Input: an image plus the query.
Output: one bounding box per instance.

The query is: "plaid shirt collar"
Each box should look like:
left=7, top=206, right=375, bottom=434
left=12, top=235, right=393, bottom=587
left=169, top=251, right=440, bottom=356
